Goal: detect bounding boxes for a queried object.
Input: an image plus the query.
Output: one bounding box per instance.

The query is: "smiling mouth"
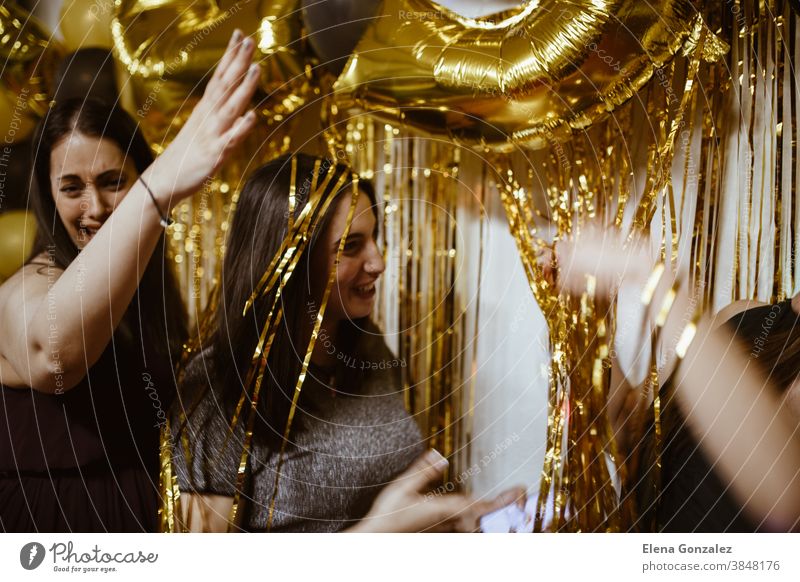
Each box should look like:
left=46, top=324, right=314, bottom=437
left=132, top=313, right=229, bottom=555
left=78, top=225, right=100, bottom=240
left=353, top=282, right=376, bottom=299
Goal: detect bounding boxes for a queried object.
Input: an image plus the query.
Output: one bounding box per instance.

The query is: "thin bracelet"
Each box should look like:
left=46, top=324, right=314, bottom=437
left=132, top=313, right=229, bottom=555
left=138, top=175, right=174, bottom=227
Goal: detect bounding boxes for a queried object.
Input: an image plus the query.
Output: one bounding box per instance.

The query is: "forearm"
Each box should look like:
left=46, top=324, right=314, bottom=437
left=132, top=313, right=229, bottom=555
left=673, top=318, right=800, bottom=530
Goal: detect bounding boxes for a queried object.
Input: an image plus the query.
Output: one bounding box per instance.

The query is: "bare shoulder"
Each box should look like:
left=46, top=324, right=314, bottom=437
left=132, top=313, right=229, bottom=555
left=711, top=299, right=768, bottom=329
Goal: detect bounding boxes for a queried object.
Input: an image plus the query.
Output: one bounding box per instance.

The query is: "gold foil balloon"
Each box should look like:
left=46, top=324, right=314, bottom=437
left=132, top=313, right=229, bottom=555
left=112, top=0, right=311, bottom=147
left=112, top=0, right=317, bottom=317
left=0, top=2, right=62, bottom=143
left=333, top=0, right=725, bottom=152
left=0, top=210, right=37, bottom=282
left=59, top=0, right=115, bottom=51
left=0, top=90, right=36, bottom=145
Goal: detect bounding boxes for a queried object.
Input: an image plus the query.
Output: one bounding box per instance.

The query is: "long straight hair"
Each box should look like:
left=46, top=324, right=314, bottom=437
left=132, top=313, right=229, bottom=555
left=184, top=153, right=377, bottom=447
left=29, top=98, right=187, bottom=379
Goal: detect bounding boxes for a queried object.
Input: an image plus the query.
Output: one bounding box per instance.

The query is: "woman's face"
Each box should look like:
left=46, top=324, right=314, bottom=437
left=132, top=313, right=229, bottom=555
left=311, top=189, right=385, bottom=323
left=49, top=132, right=138, bottom=248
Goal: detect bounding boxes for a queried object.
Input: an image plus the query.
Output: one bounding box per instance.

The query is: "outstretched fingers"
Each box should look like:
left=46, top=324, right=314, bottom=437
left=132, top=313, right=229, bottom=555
left=399, top=450, right=449, bottom=493
left=438, top=487, right=527, bottom=532
left=213, top=35, right=256, bottom=106
left=473, top=487, right=528, bottom=515
left=206, top=30, right=244, bottom=97
left=218, top=63, right=261, bottom=128
left=219, top=109, right=257, bottom=155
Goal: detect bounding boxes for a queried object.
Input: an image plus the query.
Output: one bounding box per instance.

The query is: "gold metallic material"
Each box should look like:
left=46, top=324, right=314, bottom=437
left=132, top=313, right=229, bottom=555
left=0, top=2, right=62, bottom=143
left=59, top=0, right=115, bottom=50
left=111, top=0, right=316, bottom=320
left=641, top=263, right=666, bottom=306
left=158, top=419, right=183, bottom=533
left=334, top=0, right=722, bottom=152
left=654, top=283, right=680, bottom=328
left=675, top=315, right=700, bottom=359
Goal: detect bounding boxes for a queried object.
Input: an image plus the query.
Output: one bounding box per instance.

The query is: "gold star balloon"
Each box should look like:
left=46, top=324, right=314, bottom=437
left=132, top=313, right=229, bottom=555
left=112, top=0, right=312, bottom=150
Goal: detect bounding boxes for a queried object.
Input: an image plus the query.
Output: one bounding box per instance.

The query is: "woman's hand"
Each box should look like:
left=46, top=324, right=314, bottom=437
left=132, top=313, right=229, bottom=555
left=349, top=450, right=527, bottom=533
left=553, top=228, right=652, bottom=298
left=144, top=29, right=260, bottom=206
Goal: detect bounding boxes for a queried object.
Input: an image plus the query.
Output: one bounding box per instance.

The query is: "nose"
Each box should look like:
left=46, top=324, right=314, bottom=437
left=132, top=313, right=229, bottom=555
left=364, top=239, right=386, bottom=276
left=84, top=184, right=110, bottom=223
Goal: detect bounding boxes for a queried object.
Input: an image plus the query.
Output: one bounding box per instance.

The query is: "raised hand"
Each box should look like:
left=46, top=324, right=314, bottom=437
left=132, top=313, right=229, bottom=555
left=145, top=30, right=260, bottom=206
left=553, top=227, right=653, bottom=298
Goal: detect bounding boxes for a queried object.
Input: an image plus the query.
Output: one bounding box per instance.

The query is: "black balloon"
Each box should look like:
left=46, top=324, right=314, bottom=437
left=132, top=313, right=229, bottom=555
left=301, top=0, right=382, bottom=76
left=53, top=48, right=118, bottom=105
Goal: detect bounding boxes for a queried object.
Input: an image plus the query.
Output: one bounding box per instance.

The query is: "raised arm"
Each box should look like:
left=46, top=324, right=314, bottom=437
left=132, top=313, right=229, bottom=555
left=555, top=229, right=800, bottom=531
left=0, top=31, right=259, bottom=393
left=670, top=309, right=800, bottom=530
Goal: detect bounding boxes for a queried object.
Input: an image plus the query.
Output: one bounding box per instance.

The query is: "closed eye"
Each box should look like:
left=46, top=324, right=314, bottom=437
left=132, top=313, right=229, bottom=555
left=97, top=171, right=129, bottom=191
left=59, top=183, right=83, bottom=197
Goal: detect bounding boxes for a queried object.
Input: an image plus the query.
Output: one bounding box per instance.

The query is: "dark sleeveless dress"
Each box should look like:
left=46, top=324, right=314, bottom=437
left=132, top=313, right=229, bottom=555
left=0, top=332, right=173, bottom=532
left=635, top=299, right=799, bottom=532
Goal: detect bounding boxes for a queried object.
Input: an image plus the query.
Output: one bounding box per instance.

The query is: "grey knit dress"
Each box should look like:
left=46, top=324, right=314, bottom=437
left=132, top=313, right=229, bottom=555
left=171, top=331, right=424, bottom=532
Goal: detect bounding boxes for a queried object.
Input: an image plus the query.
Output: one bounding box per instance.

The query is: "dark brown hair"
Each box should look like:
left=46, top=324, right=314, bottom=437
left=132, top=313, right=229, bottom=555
left=726, top=302, right=800, bottom=393
left=185, top=153, right=377, bottom=447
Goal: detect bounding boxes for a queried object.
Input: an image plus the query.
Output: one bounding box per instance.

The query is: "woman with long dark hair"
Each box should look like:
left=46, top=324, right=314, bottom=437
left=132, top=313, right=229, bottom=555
left=173, top=154, right=526, bottom=532
left=0, top=30, right=260, bottom=531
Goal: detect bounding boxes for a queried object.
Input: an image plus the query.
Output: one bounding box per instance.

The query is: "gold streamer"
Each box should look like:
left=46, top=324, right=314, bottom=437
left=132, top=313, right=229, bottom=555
left=266, top=176, right=361, bottom=530
left=158, top=419, right=183, bottom=533
left=212, top=160, right=351, bottom=529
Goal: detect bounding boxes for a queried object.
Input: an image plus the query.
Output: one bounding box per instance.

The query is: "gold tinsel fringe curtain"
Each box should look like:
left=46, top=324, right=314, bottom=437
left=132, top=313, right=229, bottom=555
left=333, top=1, right=800, bottom=530
left=98, top=0, right=800, bottom=531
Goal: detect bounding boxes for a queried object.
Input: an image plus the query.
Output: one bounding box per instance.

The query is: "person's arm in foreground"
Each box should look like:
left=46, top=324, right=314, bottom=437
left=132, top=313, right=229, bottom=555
left=555, top=229, right=800, bottom=531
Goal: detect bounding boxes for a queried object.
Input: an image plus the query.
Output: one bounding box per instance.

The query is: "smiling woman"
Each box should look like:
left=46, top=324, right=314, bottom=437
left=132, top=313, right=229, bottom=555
left=0, top=30, right=261, bottom=532
left=171, top=154, right=525, bottom=532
